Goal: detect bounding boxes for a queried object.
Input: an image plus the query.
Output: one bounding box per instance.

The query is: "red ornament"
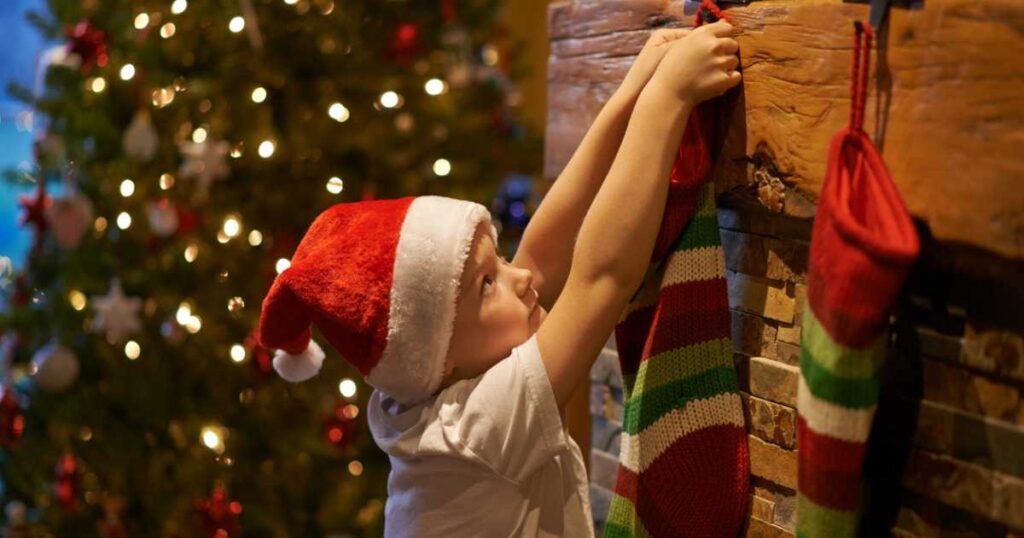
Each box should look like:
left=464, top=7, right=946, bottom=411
left=18, top=182, right=51, bottom=250
left=175, top=206, right=201, bottom=235
left=323, top=402, right=360, bottom=450
left=66, top=21, right=109, bottom=73
left=388, top=22, right=422, bottom=65
left=9, top=276, right=30, bottom=309
left=194, top=485, right=242, bottom=538
left=0, top=387, right=25, bottom=447
left=54, top=452, right=80, bottom=512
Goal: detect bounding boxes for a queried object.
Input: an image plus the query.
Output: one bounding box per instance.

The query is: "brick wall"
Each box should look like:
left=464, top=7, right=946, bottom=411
left=584, top=194, right=1024, bottom=536
left=545, top=2, right=1024, bottom=531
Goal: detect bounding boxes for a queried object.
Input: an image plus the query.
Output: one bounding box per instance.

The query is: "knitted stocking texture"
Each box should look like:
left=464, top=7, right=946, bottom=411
left=604, top=108, right=749, bottom=537
left=795, top=23, right=919, bottom=537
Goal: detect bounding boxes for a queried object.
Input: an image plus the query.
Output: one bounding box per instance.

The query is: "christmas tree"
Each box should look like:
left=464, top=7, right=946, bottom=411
left=0, top=0, right=540, bottom=535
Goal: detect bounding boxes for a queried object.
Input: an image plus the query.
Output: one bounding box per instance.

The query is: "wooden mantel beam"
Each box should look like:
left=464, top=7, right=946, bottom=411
left=546, top=0, right=1024, bottom=259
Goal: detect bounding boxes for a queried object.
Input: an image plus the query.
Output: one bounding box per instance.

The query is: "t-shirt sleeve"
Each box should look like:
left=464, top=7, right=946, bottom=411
left=439, top=333, right=569, bottom=485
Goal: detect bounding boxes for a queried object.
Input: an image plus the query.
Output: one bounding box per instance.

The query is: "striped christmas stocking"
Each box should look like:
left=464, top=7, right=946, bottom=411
left=796, top=22, right=919, bottom=537
left=604, top=46, right=750, bottom=538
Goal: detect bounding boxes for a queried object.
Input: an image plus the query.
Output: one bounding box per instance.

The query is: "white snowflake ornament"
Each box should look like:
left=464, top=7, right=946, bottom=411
left=90, top=279, right=143, bottom=344
left=178, top=138, right=230, bottom=202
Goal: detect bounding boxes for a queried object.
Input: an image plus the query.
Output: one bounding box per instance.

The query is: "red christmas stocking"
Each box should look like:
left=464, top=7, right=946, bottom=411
left=796, top=22, right=920, bottom=537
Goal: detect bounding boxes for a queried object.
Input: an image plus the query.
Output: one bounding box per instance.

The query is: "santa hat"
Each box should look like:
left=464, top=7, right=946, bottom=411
left=258, top=195, right=496, bottom=405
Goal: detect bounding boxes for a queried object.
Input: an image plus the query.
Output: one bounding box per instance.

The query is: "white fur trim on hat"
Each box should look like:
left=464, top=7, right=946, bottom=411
left=366, top=196, right=496, bottom=404
left=272, top=340, right=326, bottom=383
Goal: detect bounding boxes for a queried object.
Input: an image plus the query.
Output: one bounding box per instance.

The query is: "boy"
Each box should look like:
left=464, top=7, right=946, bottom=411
left=258, top=20, right=740, bottom=537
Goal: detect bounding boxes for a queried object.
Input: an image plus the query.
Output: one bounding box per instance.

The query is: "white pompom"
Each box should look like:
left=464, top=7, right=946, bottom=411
left=272, top=340, right=325, bottom=382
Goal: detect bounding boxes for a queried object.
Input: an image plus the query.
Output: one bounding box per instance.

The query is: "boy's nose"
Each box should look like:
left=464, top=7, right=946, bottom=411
left=516, top=268, right=535, bottom=300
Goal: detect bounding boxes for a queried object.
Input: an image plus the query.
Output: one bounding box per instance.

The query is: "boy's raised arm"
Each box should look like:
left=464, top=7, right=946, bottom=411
left=537, top=21, right=740, bottom=408
left=512, top=29, right=690, bottom=310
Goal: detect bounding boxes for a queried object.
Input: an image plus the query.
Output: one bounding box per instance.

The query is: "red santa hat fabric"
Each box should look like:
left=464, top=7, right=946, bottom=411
left=258, top=195, right=496, bottom=405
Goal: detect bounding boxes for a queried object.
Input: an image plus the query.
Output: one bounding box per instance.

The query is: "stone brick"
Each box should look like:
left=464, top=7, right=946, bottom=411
left=914, top=400, right=1024, bottom=478
left=749, top=435, right=797, bottom=490
left=903, top=450, right=1024, bottom=531
left=894, top=491, right=1013, bottom=537
left=716, top=203, right=813, bottom=244
left=772, top=489, right=797, bottom=532
left=963, top=324, right=1024, bottom=383
left=917, top=326, right=964, bottom=362
left=793, top=284, right=807, bottom=325
left=776, top=323, right=802, bottom=346
left=774, top=341, right=801, bottom=367
left=922, top=358, right=1022, bottom=424
left=728, top=271, right=797, bottom=324
left=722, top=230, right=806, bottom=284
left=750, top=495, right=774, bottom=524
left=732, top=310, right=779, bottom=359
left=765, top=242, right=807, bottom=284
left=749, top=357, right=799, bottom=408
left=750, top=479, right=798, bottom=532
left=742, top=393, right=797, bottom=450
left=744, top=517, right=795, bottom=538
left=589, top=448, right=620, bottom=491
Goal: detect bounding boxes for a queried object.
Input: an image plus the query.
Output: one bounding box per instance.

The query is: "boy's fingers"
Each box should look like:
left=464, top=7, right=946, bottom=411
left=717, top=54, right=740, bottom=71
left=705, top=20, right=735, bottom=37
left=663, top=28, right=691, bottom=40
left=716, top=38, right=739, bottom=55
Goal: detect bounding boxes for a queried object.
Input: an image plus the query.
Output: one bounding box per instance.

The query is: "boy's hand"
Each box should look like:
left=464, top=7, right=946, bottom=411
left=617, top=29, right=691, bottom=98
left=648, top=20, right=741, bottom=107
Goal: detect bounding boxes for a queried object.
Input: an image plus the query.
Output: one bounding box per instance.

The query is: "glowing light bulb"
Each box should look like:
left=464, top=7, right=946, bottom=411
left=192, top=127, right=208, bottom=144
left=134, top=13, right=150, bottom=30
left=275, top=258, right=291, bottom=274
left=339, top=378, right=357, bottom=398
left=433, top=158, right=451, bottom=177
left=186, top=315, right=202, bottom=334
left=116, top=212, right=132, bottom=230
left=251, top=87, right=267, bottom=103
left=160, top=173, right=175, bottom=190
left=326, top=176, right=344, bottom=194
left=201, top=426, right=226, bottom=454
left=328, top=102, right=349, bottom=122
left=223, top=215, right=241, bottom=238
left=176, top=302, right=192, bottom=325
left=248, top=230, right=263, bottom=247
left=69, top=290, right=87, bottom=311
left=230, top=344, right=246, bottom=362
left=160, top=22, right=176, bottom=38
left=425, top=78, right=446, bottom=96
left=89, top=77, right=106, bottom=93
left=119, top=64, right=136, bottom=81
left=120, top=179, right=135, bottom=197
left=379, top=91, right=401, bottom=109
left=184, top=243, right=198, bottom=263
left=348, top=460, right=364, bottom=476
left=171, top=0, right=188, bottom=15
left=124, top=341, right=141, bottom=360
left=229, top=16, right=245, bottom=33
left=258, top=140, right=275, bottom=158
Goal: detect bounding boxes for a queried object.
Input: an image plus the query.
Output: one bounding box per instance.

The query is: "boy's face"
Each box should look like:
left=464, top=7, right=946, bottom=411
left=444, top=221, right=546, bottom=384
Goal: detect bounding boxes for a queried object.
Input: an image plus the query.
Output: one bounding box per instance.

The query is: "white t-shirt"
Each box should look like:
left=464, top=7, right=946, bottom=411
left=368, top=333, right=594, bottom=537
